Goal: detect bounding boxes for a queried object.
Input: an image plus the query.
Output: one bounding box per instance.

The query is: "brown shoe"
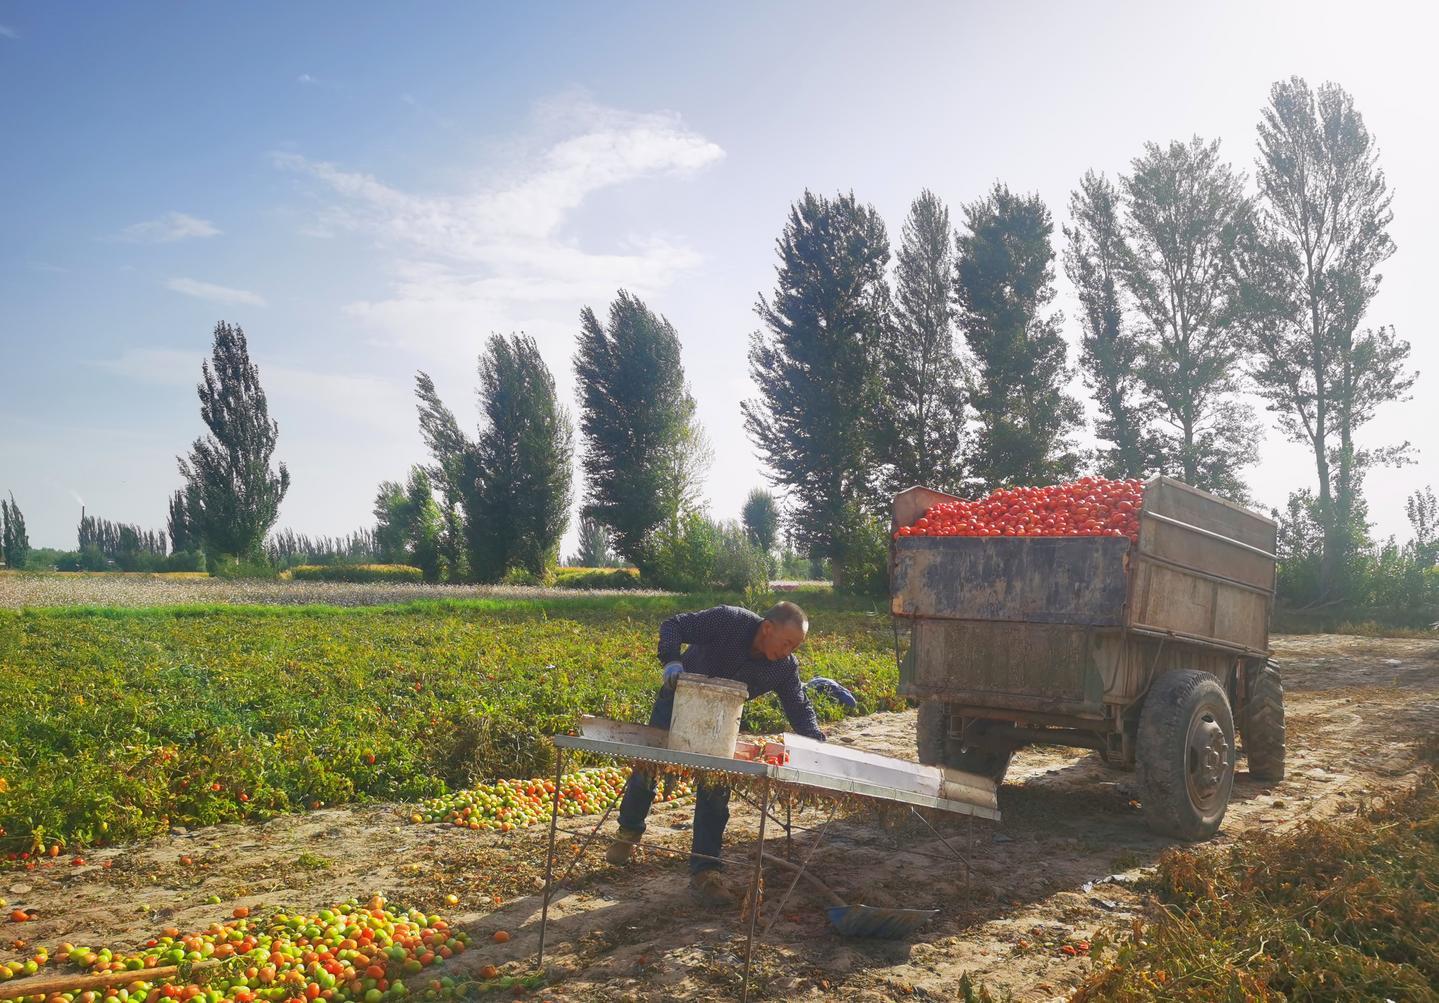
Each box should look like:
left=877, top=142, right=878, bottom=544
left=606, top=826, right=643, bottom=865
left=688, top=868, right=737, bottom=908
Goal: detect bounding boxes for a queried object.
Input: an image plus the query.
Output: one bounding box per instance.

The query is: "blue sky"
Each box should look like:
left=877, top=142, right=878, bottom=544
left=2, top=1, right=1436, bottom=553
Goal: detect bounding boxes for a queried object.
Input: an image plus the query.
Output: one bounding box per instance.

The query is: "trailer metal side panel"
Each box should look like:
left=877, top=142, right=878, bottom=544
left=891, top=536, right=1130, bottom=625
left=1138, top=507, right=1276, bottom=592
left=904, top=619, right=1105, bottom=718
left=1143, top=477, right=1278, bottom=555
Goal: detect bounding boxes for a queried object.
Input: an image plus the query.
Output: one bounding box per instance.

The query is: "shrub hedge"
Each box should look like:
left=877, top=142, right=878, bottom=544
left=288, top=564, right=423, bottom=583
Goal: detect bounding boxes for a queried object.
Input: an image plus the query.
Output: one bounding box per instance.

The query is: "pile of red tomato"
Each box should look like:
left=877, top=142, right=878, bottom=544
left=0, top=897, right=473, bottom=1003
left=894, top=477, right=1146, bottom=542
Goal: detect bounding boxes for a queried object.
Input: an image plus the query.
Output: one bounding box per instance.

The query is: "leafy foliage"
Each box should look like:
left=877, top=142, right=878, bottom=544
left=264, top=528, right=379, bottom=570
left=570, top=515, right=621, bottom=568
left=1240, top=76, right=1416, bottom=599
left=955, top=183, right=1083, bottom=490
left=413, top=371, right=475, bottom=583
left=574, top=291, right=700, bottom=570
left=166, top=488, right=197, bottom=556
left=472, top=334, right=574, bottom=582
left=78, top=512, right=167, bottom=560
left=879, top=189, right=967, bottom=495
left=177, top=322, right=291, bottom=566
left=288, top=564, right=424, bottom=583
left=741, top=487, right=780, bottom=559
left=744, top=190, right=891, bottom=577
left=552, top=566, right=642, bottom=590
left=0, top=593, right=900, bottom=848
left=1064, top=171, right=1152, bottom=479
left=373, top=467, right=444, bottom=581
left=1, top=493, right=30, bottom=570
left=830, top=504, right=890, bottom=597
left=1074, top=774, right=1439, bottom=1001
left=1275, top=485, right=1438, bottom=628
left=1118, top=138, right=1258, bottom=499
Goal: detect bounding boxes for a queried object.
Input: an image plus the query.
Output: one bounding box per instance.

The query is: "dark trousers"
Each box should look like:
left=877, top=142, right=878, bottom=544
left=617, top=685, right=731, bottom=873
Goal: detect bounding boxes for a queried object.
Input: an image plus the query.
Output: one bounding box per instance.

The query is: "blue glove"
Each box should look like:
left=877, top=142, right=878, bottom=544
left=662, top=661, right=684, bottom=690
left=804, top=677, right=857, bottom=709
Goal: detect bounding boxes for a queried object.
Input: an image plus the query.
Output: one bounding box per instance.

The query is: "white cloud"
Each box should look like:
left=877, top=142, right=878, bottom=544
left=297, top=73, right=317, bottom=84
left=114, top=212, right=221, bottom=243
left=272, top=94, right=724, bottom=352
left=166, top=277, right=267, bottom=307
left=0, top=25, right=16, bottom=39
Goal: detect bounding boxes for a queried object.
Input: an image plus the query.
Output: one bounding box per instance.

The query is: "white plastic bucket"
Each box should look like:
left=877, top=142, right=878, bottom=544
left=668, top=673, right=748, bottom=757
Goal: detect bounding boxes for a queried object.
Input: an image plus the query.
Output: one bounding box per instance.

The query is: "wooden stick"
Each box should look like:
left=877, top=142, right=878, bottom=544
left=0, top=960, right=227, bottom=1000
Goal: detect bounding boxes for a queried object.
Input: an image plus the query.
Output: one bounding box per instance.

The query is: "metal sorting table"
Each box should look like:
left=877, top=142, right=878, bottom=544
left=535, top=718, right=1001, bottom=1002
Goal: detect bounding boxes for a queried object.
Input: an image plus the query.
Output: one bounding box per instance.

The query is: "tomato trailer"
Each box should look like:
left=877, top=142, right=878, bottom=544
left=891, top=475, right=1285, bottom=840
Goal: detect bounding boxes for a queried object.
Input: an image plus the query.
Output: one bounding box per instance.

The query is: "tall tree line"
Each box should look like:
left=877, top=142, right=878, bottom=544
left=739, top=76, right=1416, bottom=597
left=77, top=512, right=167, bottom=558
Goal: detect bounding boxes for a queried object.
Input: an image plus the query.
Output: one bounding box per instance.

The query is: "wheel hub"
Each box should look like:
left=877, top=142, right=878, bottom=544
left=1186, top=715, right=1229, bottom=809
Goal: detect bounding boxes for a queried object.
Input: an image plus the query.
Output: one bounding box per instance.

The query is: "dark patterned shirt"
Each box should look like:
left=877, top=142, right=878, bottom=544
left=657, top=604, right=824, bottom=741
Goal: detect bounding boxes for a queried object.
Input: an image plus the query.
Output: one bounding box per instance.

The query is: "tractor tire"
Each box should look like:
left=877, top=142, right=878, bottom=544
left=915, top=703, right=1014, bottom=785
left=1241, top=660, right=1286, bottom=782
left=1136, top=669, right=1236, bottom=841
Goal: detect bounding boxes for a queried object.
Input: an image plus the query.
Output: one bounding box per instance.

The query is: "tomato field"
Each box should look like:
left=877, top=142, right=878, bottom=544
left=0, top=592, right=899, bottom=856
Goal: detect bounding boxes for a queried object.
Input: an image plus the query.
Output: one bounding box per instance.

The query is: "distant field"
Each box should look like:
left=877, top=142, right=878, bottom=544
left=0, top=569, right=666, bottom=608
left=0, top=591, right=901, bottom=851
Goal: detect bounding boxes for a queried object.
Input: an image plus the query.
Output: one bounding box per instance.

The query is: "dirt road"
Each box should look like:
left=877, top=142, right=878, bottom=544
left=6, top=634, right=1437, bottom=1001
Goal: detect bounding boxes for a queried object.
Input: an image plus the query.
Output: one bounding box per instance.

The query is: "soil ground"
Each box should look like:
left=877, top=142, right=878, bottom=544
left=5, top=634, right=1437, bottom=1002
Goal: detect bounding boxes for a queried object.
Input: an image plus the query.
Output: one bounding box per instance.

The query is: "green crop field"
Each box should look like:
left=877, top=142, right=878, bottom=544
left=0, top=591, right=901, bottom=853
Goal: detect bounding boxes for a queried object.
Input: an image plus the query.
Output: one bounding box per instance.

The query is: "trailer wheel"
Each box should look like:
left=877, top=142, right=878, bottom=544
left=915, top=703, right=1013, bottom=785
left=1240, top=660, right=1286, bottom=782
left=1136, top=669, right=1235, bottom=841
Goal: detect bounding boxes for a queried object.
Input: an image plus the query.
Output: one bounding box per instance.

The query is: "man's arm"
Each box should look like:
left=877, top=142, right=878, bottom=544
left=775, top=665, right=825, bottom=741
left=657, top=606, right=734, bottom=664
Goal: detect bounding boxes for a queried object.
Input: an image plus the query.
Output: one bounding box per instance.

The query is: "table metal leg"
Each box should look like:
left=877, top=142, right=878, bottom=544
left=785, top=797, right=793, bottom=861
left=908, top=806, right=970, bottom=890
left=536, top=748, right=565, bottom=970
left=761, top=806, right=835, bottom=938
left=551, top=796, right=619, bottom=890
left=740, top=779, right=770, bottom=1003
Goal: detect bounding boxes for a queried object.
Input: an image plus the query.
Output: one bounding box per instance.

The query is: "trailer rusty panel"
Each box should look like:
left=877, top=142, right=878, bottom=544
left=891, top=536, right=1130, bottom=624
left=1137, top=508, right=1276, bottom=592
left=904, top=619, right=1106, bottom=718
left=1143, top=477, right=1277, bottom=554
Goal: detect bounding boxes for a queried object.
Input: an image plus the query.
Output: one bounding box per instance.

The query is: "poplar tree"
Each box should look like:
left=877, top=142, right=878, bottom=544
left=741, top=487, right=780, bottom=554
left=743, top=190, right=891, bottom=579
left=177, top=321, right=290, bottom=565
left=574, top=291, right=700, bottom=569
left=1064, top=171, right=1151, bottom=478
left=0, top=493, right=29, bottom=569
left=880, top=189, right=967, bottom=494
left=167, top=488, right=197, bottom=555
left=472, top=334, right=573, bottom=580
left=1240, top=77, right=1416, bottom=597
left=414, top=371, right=476, bottom=583
left=574, top=515, right=617, bottom=568
left=1119, top=138, right=1258, bottom=499
left=955, top=183, right=1082, bottom=489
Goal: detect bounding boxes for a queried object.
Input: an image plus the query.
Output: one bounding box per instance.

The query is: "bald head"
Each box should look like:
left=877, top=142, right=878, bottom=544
left=764, top=601, right=809, bottom=633
left=752, top=601, right=809, bottom=661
